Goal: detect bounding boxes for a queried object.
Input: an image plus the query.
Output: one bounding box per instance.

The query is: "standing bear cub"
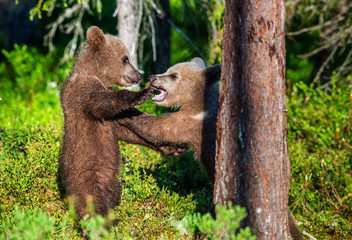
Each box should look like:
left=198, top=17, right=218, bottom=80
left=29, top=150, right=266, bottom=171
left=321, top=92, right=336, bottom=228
left=59, top=26, right=157, bottom=219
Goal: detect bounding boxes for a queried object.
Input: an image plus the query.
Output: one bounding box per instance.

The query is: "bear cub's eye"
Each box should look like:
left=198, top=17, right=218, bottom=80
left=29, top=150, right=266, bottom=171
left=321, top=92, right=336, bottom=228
left=122, top=56, right=129, bottom=63
left=170, top=73, right=178, bottom=79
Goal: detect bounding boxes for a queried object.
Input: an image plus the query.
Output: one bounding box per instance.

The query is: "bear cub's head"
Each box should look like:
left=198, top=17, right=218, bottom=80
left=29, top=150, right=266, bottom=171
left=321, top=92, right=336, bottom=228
left=78, top=26, right=142, bottom=87
left=148, top=58, right=221, bottom=107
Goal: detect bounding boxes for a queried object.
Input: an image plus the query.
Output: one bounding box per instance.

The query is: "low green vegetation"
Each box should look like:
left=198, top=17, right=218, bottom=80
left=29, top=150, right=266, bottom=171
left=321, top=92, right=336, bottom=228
left=175, top=203, right=255, bottom=239
left=0, top=125, right=253, bottom=239
left=287, top=75, right=352, bottom=239
left=0, top=125, right=195, bottom=239
left=0, top=45, right=351, bottom=239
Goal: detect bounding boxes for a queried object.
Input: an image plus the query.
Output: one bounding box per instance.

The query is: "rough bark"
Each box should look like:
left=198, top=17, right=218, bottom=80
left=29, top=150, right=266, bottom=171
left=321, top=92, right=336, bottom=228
left=214, top=0, right=291, bottom=239
left=117, top=0, right=139, bottom=68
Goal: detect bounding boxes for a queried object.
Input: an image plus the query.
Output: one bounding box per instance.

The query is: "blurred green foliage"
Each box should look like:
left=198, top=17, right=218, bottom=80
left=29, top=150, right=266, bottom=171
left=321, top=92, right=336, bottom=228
left=207, top=0, right=224, bottom=65
left=0, top=45, right=72, bottom=128
left=169, top=0, right=211, bottom=65
left=0, top=206, right=56, bottom=240
left=1, top=44, right=72, bottom=101
left=286, top=0, right=352, bottom=83
left=286, top=33, right=317, bottom=85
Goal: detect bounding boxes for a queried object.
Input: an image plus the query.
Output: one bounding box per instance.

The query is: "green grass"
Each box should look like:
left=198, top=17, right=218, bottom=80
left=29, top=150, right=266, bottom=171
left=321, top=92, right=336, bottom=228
left=1, top=77, right=352, bottom=239
left=287, top=76, right=352, bottom=239
left=1, top=77, right=351, bottom=239
left=0, top=125, right=211, bottom=239
left=0, top=44, right=351, bottom=238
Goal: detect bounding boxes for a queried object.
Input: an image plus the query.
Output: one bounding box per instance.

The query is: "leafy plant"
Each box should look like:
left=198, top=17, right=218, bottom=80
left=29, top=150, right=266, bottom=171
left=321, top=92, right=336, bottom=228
left=0, top=206, right=56, bottom=240
left=80, top=214, right=115, bottom=240
left=175, top=202, right=256, bottom=240
left=0, top=204, right=115, bottom=240
left=0, top=44, right=72, bottom=128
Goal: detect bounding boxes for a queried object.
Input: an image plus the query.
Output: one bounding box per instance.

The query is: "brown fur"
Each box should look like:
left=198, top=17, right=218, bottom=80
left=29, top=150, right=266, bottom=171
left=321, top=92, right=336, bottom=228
left=59, top=26, right=165, bottom=219
left=119, top=58, right=302, bottom=239
left=119, top=58, right=220, bottom=182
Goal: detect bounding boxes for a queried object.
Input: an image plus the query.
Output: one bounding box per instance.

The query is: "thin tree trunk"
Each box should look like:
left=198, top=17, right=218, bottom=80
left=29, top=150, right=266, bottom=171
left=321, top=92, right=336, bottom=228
left=0, top=0, right=39, bottom=50
left=117, top=0, right=139, bottom=68
left=152, top=0, right=170, bottom=74
left=214, top=0, right=291, bottom=239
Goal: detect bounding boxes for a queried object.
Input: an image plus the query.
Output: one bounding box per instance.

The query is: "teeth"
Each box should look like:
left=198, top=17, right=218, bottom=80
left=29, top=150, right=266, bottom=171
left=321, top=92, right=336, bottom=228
left=152, top=88, right=167, bottom=102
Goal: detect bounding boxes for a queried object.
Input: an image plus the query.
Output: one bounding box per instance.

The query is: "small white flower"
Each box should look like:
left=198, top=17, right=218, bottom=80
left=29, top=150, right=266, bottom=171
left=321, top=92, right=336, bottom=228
left=174, top=217, right=189, bottom=235
left=48, top=82, right=57, bottom=88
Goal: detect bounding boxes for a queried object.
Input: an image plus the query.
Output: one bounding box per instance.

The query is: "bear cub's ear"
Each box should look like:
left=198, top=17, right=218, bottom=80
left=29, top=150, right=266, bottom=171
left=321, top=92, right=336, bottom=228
left=191, top=57, right=206, bottom=69
left=87, top=26, right=106, bottom=50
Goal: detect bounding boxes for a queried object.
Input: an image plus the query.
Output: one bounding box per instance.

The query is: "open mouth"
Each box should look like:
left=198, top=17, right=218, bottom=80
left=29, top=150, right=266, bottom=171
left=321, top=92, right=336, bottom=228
left=151, top=84, right=167, bottom=102
left=124, top=76, right=139, bottom=84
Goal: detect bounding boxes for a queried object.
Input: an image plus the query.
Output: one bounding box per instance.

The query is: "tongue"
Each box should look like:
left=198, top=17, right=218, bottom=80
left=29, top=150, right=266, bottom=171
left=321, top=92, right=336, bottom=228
left=152, top=89, right=167, bottom=102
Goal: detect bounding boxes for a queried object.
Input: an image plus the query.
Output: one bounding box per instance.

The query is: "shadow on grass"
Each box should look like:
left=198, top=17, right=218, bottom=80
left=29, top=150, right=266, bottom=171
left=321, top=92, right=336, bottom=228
left=139, top=151, right=213, bottom=214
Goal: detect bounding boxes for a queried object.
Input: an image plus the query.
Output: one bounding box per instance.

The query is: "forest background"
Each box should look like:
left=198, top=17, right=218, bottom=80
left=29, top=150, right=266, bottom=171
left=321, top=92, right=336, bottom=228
left=0, top=0, right=351, bottom=239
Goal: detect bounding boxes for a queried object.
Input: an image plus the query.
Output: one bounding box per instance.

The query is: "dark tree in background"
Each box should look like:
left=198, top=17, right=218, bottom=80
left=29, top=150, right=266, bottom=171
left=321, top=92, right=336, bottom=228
left=0, top=0, right=39, bottom=50
left=214, top=0, right=292, bottom=239
left=152, top=0, right=170, bottom=74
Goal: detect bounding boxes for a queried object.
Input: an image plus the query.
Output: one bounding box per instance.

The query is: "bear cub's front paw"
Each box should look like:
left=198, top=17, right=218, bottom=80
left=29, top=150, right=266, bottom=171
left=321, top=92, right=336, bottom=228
left=158, top=144, right=188, bottom=157
left=133, top=88, right=153, bottom=106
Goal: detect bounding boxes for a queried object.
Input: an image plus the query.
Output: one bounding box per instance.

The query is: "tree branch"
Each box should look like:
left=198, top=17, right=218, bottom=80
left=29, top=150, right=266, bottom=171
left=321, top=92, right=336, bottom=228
left=313, top=44, right=338, bottom=83
left=44, top=0, right=91, bottom=61
left=167, top=19, right=207, bottom=65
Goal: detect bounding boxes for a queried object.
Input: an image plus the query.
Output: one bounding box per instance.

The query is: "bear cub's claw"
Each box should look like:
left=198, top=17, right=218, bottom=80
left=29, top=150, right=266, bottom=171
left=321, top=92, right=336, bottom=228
left=158, top=144, right=188, bottom=157
left=134, top=88, right=153, bottom=106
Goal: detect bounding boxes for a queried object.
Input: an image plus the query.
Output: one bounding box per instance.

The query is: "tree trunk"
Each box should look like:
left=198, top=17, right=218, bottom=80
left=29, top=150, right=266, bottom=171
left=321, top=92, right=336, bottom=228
left=152, top=0, right=170, bottom=74
left=214, top=0, right=291, bottom=239
left=117, top=0, right=139, bottom=68
left=0, top=0, right=39, bottom=50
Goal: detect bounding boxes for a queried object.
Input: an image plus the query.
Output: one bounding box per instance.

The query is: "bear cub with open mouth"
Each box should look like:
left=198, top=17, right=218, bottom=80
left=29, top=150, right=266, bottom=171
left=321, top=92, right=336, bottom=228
left=120, top=58, right=220, bottom=183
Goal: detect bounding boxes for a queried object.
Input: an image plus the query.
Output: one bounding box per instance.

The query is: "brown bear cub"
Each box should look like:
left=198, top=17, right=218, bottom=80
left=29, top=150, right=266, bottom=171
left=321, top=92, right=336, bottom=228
left=119, top=58, right=302, bottom=239
left=59, top=26, right=164, bottom=219
left=120, top=58, right=220, bottom=183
